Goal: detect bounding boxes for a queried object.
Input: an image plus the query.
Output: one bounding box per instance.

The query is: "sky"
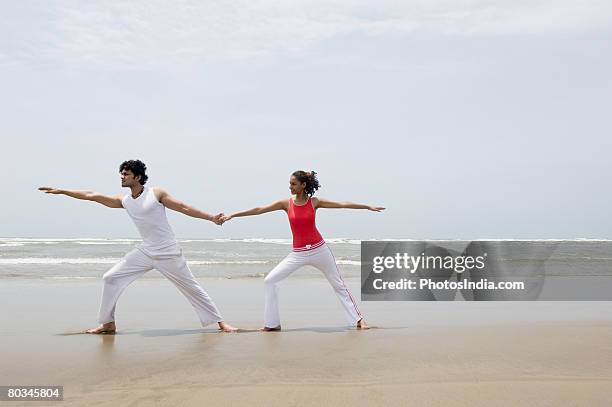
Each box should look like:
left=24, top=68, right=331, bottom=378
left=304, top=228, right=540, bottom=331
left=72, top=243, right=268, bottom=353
left=1, top=1, right=611, bottom=239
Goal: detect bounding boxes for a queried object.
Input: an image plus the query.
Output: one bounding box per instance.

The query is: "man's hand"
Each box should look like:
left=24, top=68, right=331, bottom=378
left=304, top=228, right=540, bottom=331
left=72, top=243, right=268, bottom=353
left=39, top=187, right=63, bottom=194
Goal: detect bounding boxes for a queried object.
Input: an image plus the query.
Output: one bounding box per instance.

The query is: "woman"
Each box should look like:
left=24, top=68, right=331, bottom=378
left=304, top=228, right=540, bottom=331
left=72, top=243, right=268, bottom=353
left=221, top=170, right=384, bottom=331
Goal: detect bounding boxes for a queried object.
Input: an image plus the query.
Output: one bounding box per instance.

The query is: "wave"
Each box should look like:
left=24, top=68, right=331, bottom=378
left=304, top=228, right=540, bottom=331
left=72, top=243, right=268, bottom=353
left=74, top=241, right=134, bottom=245
left=182, top=238, right=293, bottom=245
left=0, top=256, right=356, bottom=266
left=3, top=237, right=612, bottom=246
left=182, top=238, right=364, bottom=245
left=0, top=258, right=120, bottom=264
left=0, top=258, right=271, bottom=265
left=336, top=260, right=361, bottom=266
left=0, top=237, right=365, bottom=245
left=0, top=238, right=139, bottom=241
left=324, top=238, right=362, bottom=245
left=188, top=260, right=269, bottom=265
left=0, top=238, right=139, bottom=245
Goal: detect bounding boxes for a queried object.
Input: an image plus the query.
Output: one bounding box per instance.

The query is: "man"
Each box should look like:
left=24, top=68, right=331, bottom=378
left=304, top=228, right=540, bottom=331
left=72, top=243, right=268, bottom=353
left=39, top=159, right=238, bottom=333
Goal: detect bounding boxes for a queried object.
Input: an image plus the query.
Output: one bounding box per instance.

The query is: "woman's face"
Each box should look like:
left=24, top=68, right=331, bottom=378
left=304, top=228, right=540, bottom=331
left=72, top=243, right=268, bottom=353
left=289, top=175, right=305, bottom=195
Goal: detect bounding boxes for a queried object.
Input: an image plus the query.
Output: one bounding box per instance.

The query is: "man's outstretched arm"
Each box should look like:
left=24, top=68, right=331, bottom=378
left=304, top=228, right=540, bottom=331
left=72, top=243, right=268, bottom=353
left=38, top=187, right=123, bottom=208
left=154, top=188, right=222, bottom=224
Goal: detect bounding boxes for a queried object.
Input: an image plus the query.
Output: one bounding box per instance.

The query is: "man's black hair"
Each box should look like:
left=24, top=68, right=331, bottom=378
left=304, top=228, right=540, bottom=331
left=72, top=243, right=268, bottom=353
left=119, top=160, right=148, bottom=185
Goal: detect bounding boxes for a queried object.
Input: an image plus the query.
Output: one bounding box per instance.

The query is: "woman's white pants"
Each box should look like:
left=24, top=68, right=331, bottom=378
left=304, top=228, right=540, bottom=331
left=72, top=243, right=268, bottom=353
left=264, top=243, right=362, bottom=327
left=97, top=247, right=223, bottom=327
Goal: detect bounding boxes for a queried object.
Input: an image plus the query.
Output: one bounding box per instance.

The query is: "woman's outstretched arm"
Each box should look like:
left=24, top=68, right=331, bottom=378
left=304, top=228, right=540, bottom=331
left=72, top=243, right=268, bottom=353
left=222, top=199, right=288, bottom=223
left=313, top=197, right=385, bottom=212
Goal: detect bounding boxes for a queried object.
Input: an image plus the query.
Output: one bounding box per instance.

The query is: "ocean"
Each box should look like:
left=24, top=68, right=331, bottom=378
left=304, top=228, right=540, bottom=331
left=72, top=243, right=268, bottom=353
left=0, top=238, right=610, bottom=281
left=0, top=238, right=362, bottom=280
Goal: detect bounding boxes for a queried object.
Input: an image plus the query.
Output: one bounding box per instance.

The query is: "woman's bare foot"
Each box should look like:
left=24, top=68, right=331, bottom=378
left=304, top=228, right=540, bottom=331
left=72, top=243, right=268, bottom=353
left=259, top=325, right=281, bottom=332
left=356, top=318, right=369, bottom=330
left=218, top=321, right=239, bottom=332
left=85, top=321, right=116, bottom=334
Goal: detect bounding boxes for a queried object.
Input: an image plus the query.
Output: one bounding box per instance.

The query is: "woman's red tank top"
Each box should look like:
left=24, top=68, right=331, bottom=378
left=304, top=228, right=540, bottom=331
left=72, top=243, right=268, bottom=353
left=287, top=196, right=325, bottom=251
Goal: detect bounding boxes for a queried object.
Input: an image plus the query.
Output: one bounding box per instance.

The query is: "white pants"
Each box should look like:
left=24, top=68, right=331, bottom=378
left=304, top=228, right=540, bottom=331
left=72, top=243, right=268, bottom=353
left=264, top=243, right=363, bottom=327
left=97, top=247, right=223, bottom=327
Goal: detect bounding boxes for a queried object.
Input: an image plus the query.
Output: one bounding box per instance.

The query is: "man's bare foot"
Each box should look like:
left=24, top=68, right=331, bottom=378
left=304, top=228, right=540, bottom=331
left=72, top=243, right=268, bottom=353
left=218, top=321, right=239, bottom=332
left=259, top=325, right=281, bottom=332
left=85, top=322, right=116, bottom=334
left=356, top=318, right=370, bottom=330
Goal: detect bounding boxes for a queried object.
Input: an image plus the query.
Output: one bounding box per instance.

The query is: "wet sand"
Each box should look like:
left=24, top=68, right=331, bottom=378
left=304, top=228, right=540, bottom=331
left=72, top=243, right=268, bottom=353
left=1, top=279, right=612, bottom=406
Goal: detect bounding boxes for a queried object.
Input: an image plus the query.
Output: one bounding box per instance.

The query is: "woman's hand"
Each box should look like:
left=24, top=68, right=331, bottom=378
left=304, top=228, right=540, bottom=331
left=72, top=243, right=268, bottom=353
left=368, top=206, right=385, bottom=212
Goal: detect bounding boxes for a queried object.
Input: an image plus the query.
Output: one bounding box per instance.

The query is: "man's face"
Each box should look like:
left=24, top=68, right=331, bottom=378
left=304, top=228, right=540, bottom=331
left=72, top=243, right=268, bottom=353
left=120, top=169, right=140, bottom=187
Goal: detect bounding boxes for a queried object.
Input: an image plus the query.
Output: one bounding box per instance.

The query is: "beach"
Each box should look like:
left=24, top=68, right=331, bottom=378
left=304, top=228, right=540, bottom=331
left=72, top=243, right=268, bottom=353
left=2, top=277, right=612, bottom=406
left=4, top=0, right=611, bottom=403
left=4, top=0, right=611, bottom=402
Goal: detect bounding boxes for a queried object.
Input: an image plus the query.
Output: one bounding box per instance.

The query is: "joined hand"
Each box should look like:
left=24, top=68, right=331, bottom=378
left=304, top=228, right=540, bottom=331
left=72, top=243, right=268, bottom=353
left=219, top=214, right=233, bottom=224
left=212, top=213, right=225, bottom=225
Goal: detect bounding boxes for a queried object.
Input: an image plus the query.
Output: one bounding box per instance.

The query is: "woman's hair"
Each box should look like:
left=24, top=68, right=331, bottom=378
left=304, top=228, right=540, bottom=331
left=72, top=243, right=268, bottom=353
left=119, top=159, right=149, bottom=185
left=292, top=170, right=320, bottom=196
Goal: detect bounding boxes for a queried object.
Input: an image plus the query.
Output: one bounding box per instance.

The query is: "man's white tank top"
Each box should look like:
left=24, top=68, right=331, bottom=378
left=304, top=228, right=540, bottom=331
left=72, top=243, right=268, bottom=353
left=122, top=186, right=179, bottom=255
